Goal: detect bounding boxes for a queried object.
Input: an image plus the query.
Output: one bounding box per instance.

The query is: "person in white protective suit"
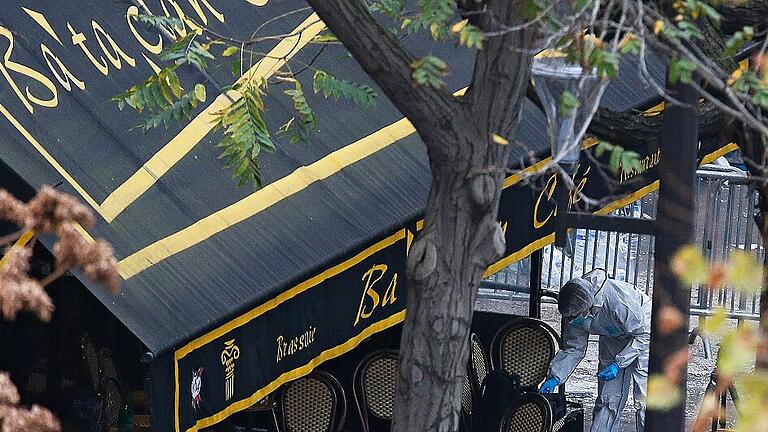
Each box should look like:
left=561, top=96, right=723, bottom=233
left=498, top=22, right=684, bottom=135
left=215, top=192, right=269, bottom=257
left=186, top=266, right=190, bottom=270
left=539, top=270, right=651, bottom=432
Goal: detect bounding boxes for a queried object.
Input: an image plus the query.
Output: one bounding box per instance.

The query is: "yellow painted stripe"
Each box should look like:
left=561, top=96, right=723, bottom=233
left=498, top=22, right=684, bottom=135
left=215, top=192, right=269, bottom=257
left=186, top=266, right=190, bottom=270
left=118, top=88, right=466, bottom=279
left=178, top=310, right=406, bottom=432
left=118, top=116, right=416, bottom=278
left=595, top=181, right=659, bottom=216
left=0, top=230, right=35, bottom=267
left=174, top=229, right=406, bottom=431
left=100, top=14, right=325, bottom=222
left=503, top=157, right=552, bottom=188
left=484, top=233, right=555, bottom=277
left=175, top=229, right=405, bottom=358
left=594, top=142, right=737, bottom=216
left=484, top=142, right=740, bottom=277
left=701, top=142, right=738, bottom=165
left=0, top=102, right=102, bottom=213
left=501, top=140, right=598, bottom=189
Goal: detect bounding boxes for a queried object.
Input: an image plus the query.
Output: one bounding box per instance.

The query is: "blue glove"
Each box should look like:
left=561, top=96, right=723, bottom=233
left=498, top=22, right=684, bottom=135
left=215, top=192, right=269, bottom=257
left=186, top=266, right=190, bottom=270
left=596, top=362, right=621, bottom=381
left=539, top=377, right=560, bottom=393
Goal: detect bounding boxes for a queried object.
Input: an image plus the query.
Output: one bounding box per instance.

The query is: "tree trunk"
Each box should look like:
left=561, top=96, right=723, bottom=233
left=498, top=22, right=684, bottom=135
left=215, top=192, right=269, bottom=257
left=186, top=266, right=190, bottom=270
left=393, top=1, right=539, bottom=428
left=395, top=130, right=506, bottom=431
left=646, top=81, right=699, bottom=432
left=304, top=0, right=539, bottom=430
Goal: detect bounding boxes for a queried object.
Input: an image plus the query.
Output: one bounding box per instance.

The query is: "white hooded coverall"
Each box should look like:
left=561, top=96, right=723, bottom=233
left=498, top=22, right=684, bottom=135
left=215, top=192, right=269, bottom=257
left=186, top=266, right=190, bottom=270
left=548, top=276, right=651, bottom=432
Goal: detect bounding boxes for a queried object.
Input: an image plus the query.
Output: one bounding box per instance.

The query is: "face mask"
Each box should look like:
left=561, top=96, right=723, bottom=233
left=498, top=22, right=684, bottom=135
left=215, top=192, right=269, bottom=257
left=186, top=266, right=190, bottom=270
left=569, top=316, right=587, bottom=327
left=569, top=306, right=592, bottom=327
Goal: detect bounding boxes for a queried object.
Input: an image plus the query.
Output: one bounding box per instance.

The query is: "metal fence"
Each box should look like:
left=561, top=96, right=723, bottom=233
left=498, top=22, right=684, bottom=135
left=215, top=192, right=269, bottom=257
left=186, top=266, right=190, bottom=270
left=482, top=167, right=763, bottom=322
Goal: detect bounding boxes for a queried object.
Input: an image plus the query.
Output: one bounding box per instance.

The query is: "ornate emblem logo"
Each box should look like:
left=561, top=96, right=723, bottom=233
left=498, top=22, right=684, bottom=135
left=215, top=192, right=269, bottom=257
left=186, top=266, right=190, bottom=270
left=221, top=339, right=240, bottom=401
left=191, top=367, right=204, bottom=410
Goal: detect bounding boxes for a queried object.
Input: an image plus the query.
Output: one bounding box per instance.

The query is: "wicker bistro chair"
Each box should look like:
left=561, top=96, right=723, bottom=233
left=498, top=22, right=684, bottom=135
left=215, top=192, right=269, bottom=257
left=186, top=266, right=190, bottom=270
left=490, top=318, right=560, bottom=391
left=470, top=334, right=490, bottom=393
left=498, top=393, right=553, bottom=432
left=80, top=334, right=100, bottom=391
left=461, top=333, right=491, bottom=431
left=491, top=319, right=585, bottom=432
left=353, top=349, right=399, bottom=432
left=461, top=372, right=473, bottom=432
left=278, top=370, right=346, bottom=432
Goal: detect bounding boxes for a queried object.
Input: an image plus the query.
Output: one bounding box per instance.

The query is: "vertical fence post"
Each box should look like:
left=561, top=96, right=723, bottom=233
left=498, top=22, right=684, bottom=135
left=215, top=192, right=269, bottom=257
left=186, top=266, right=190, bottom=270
left=529, top=249, right=543, bottom=318
left=760, top=261, right=768, bottom=369
left=645, top=81, right=699, bottom=431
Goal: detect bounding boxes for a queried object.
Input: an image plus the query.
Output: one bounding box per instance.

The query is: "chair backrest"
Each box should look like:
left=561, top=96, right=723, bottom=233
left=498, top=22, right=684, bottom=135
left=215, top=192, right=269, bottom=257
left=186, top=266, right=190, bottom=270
left=100, top=377, right=125, bottom=428
left=498, top=393, right=553, bottom=432
left=79, top=333, right=99, bottom=391
left=279, top=370, right=346, bottom=432
left=470, top=333, right=490, bottom=393
left=461, top=372, right=473, bottom=415
left=98, top=349, right=126, bottom=428
left=462, top=333, right=490, bottom=418
left=491, top=318, right=559, bottom=389
left=353, top=349, right=399, bottom=432
left=99, top=348, right=120, bottom=384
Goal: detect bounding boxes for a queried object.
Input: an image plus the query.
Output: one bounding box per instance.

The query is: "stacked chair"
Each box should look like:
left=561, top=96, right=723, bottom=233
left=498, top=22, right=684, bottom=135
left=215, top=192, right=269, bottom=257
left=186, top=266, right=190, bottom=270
left=490, top=318, right=584, bottom=432
left=273, top=318, right=582, bottom=432
left=353, top=349, right=399, bottom=432
left=68, top=334, right=127, bottom=432
left=499, top=393, right=554, bottom=432
left=462, top=333, right=491, bottom=431
left=277, top=370, right=346, bottom=432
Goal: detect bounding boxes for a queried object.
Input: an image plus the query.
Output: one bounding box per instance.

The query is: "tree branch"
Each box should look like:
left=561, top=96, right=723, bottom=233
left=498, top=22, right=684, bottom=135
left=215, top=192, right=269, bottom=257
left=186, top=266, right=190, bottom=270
left=717, top=0, right=768, bottom=35
left=466, top=0, right=540, bottom=138
left=589, top=101, right=725, bottom=150
left=304, top=0, right=462, bottom=146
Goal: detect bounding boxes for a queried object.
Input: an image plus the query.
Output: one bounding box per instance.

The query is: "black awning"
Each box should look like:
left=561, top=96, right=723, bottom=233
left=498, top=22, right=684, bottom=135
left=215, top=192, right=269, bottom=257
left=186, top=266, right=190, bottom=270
left=0, top=0, right=557, bottom=356
left=0, top=1, right=735, bottom=430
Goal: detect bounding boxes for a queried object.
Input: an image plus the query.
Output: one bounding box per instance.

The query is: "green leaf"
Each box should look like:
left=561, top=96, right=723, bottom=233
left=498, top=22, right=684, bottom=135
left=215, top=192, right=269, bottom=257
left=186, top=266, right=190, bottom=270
left=701, top=307, right=728, bottom=337
left=134, top=14, right=185, bottom=31
left=587, top=47, right=618, bottom=79
left=212, top=85, right=274, bottom=188
left=369, top=0, right=405, bottom=17
left=280, top=79, right=317, bottom=144
left=718, top=327, right=757, bottom=375
left=697, top=2, right=721, bottom=23
left=159, top=33, right=214, bottom=70
left=621, top=151, right=640, bottom=175
left=312, top=33, right=339, bottom=44
left=222, top=46, right=239, bottom=57
left=620, top=38, right=641, bottom=56
left=312, top=70, right=378, bottom=109
left=160, top=81, right=175, bottom=105
left=194, top=84, right=207, bottom=103
left=411, top=56, right=449, bottom=88
left=737, top=373, right=768, bottom=432
left=609, top=147, right=622, bottom=174
left=752, top=89, right=768, bottom=109
left=558, top=91, right=580, bottom=118
left=727, top=251, right=762, bottom=294
left=456, top=23, right=484, bottom=49
left=595, top=141, right=613, bottom=158
left=231, top=60, right=242, bottom=77
left=167, top=71, right=183, bottom=98
left=671, top=244, right=709, bottom=286
left=668, top=58, right=696, bottom=84
left=723, top=26, right=754, bottom=57
left=522, top=0, right=546, bottom=18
